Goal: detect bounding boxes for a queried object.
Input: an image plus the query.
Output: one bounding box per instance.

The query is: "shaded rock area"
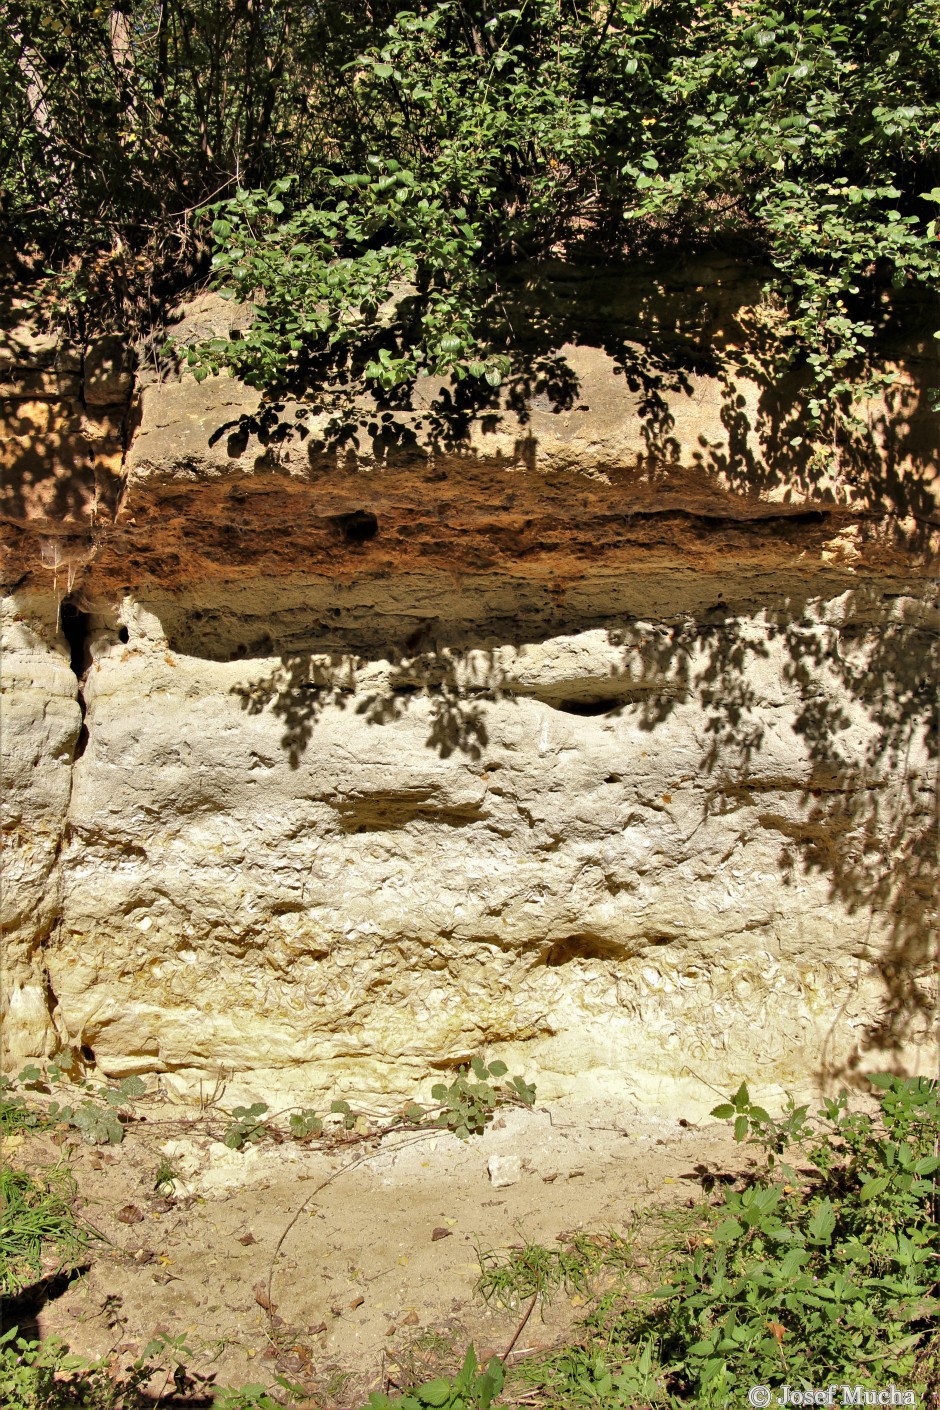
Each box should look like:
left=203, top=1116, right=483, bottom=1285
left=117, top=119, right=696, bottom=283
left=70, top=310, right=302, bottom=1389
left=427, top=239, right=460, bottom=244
left=1, top=264, right=937, bottom=1109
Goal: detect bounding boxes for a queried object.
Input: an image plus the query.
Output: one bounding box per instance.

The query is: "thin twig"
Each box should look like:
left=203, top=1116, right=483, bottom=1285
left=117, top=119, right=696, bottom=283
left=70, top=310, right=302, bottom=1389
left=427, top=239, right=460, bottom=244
left=501, top=1287, right=540, bottom=1362
left=263, top=1129, right=440, bottom=1311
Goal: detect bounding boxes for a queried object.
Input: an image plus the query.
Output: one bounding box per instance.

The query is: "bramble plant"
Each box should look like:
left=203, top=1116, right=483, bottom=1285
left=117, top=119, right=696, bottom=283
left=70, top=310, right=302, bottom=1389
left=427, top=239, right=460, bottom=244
left=428, top=1058, right=536, bottom=1140
left=288, top=1107, right=324, bottom=1140
left=222, top=1101, right=271, bottom=1150
left=217, top=1059, right=535, bottom=1149
left=1, top=1065, right=146, bottom=1146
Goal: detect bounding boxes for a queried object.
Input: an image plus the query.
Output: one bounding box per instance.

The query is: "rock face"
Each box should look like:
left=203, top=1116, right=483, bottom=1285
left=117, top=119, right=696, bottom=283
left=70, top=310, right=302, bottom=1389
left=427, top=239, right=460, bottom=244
left=2, top=270, right=938, bottom=1109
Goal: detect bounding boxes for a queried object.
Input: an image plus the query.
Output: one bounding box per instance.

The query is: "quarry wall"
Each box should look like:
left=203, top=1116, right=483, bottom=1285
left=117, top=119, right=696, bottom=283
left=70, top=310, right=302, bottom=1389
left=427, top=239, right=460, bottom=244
left=2, top=264, right=937, bottom=1110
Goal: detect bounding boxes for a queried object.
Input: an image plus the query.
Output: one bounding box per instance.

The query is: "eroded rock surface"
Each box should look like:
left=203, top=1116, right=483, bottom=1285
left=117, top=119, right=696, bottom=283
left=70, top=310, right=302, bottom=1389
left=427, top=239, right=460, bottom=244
left=2, top=271, right=937, bottom=1106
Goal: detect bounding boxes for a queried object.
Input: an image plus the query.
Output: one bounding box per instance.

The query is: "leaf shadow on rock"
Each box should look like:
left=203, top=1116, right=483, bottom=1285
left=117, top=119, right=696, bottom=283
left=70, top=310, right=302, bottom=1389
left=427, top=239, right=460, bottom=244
left=180, top=258, right=939, bottom=1083
left=229, top=578, right=937, bottom=1083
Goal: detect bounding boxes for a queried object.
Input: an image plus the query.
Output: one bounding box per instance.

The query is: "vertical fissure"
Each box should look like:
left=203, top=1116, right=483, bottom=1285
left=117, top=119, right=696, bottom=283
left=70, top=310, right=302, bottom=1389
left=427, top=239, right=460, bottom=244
left=60, top=597, right=91, bottom=761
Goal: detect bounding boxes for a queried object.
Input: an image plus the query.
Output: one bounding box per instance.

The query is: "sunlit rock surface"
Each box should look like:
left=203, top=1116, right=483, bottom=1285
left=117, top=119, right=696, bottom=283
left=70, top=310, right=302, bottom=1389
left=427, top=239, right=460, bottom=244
left=2, top=271, right=937, bottom=1108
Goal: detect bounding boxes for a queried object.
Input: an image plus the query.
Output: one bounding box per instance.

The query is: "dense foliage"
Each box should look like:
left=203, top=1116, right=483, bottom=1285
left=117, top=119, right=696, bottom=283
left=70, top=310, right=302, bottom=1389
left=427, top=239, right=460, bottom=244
left=3, top=0, right=939, bottom=420
left=516, top=1074, right=940, bottom=1407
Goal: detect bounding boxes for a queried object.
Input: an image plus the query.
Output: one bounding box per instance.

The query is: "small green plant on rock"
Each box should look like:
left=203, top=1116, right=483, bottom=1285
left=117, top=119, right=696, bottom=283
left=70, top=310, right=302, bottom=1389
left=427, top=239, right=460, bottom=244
left=429, top=1059, right=535, bottom=1140
left=49, top=1075, right=148, bottom=1146
left=287, top=1107, right=323, bottom=1139
left=222, top=1102, right=271, bottom=1150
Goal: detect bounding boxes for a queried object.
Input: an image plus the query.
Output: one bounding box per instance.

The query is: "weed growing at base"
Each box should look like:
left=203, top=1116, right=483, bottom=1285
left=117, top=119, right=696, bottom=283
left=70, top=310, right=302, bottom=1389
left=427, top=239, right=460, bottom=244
left=0, top=1064, right=145, bottom=1146
left=0, top=1328, right=223, bottom=1410
left=0, top=1166, right=90, bottom=1297
left=220, top=1056, right=535, bottom=1149
left=516, top=1073, right=940, bottom=1407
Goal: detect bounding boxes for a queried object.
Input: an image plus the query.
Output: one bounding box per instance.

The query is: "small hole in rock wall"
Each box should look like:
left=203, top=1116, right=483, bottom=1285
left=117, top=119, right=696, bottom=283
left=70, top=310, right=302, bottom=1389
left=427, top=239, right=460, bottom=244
left=328, top=510, right=379, bottom=544
left=543, top=934, right=624, bottom=966
left=118, top=626, right=129, bottom=644
left=554, top=696, right=622, bottom=717
left=80, top=1045, right=95, bottom=1064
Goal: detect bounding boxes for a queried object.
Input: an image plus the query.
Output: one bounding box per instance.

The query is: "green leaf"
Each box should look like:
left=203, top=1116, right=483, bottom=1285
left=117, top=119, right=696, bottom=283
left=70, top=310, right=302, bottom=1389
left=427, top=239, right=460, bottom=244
left=807, top=1198, right=836, bottom=1243
left=416, top=1380, right=452, bottom=1407
left=710, top=1104, right=735, bottom=1120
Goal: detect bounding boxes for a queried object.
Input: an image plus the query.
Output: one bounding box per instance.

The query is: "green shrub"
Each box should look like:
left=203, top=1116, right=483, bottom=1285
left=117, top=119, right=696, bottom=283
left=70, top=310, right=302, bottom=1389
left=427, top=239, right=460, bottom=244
left=521, top=1074, right=940, bottom=1406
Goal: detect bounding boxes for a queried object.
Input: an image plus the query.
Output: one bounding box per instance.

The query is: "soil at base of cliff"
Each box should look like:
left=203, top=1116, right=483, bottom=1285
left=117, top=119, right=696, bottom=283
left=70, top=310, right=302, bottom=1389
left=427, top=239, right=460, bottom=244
left=2, top=1094, right=747, bottom=1405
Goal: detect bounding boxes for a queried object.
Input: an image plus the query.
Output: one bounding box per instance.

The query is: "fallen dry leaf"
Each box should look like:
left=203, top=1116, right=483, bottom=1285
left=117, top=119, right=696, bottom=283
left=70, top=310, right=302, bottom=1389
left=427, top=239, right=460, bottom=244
left=253, top=1281, right=276, bottom=1312
left=238, top=1231, right=257, bottom=1245
left=116, top=1205, right=144, bottom=1225
left=349, top=1295, right=364, bottom=1310
left=431, top=1227, right=453, bottom=1241
left=402, top=1309, right=420, bottom=1326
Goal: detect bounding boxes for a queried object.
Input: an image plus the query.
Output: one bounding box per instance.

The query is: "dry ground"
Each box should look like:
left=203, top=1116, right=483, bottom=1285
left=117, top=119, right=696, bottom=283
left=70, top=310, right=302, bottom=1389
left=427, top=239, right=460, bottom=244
left=3, top=1094, right=747, bottom=1405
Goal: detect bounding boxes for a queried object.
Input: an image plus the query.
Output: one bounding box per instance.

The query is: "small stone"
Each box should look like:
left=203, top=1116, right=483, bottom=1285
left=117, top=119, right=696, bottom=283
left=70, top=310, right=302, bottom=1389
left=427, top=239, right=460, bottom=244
left=487, top=1154, right=521, bottom=1189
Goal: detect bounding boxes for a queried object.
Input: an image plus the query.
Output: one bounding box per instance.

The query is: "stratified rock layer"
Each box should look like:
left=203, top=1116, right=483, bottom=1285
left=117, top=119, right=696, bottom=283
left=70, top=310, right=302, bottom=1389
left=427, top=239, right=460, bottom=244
left=2, top=271, right=937, bottom=1108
